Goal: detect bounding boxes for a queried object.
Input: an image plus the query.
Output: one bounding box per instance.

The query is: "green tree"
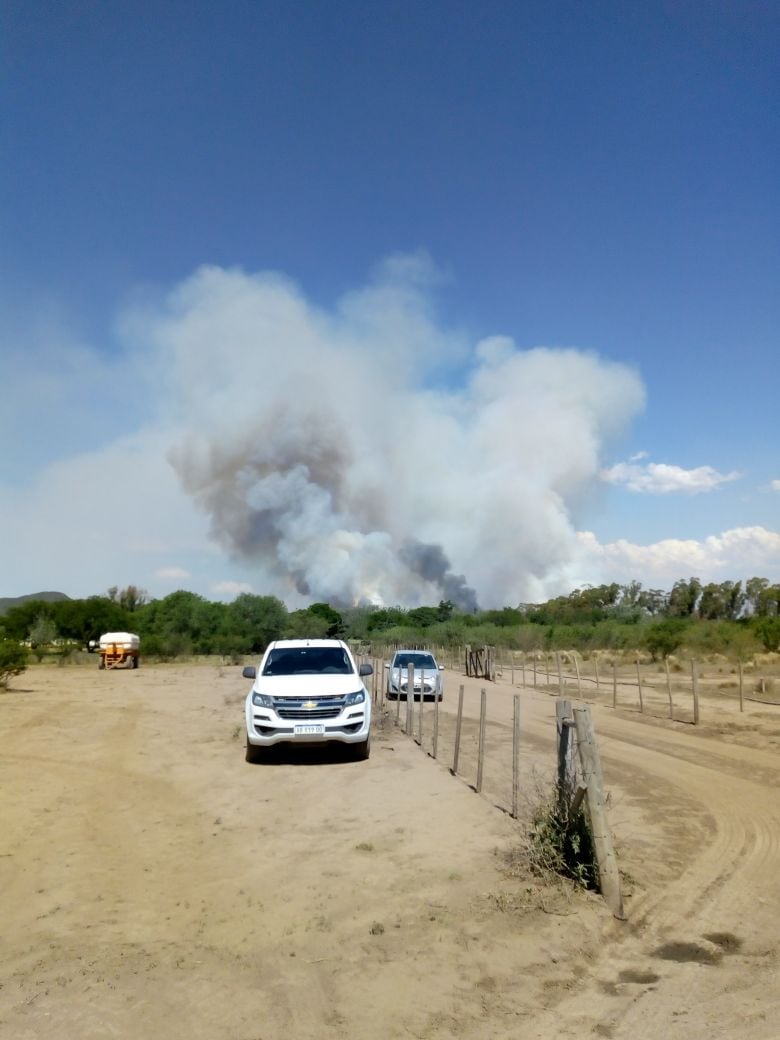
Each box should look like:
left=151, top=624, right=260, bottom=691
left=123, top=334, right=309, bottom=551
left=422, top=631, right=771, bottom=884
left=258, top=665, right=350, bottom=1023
left=29, top=614, right=58, bottom=661
left=643, top=619, right=689, bottom=661
left=224, top=594, right=287, bottom=653
left=284, top=610, right=331, bottom=639
left=745, top=577, right=770, bottom=615
left=698, top=581, right=745, bottom=620
left=756, top=584, right=780, bottom=618
left=755, top=617, right=780, bottom=652
left=307, top=602, right=344, bottom=637
left=136, top=591, right=221, bottom=657
left=117, top=585, right=149, bottom=612
left=668, top=578, right=702, bottom=617
left=1, top=600, right=56, bottom=641
left=366, top=607, right=407, bottom=632
left=54, top=596, right=130, bottom=644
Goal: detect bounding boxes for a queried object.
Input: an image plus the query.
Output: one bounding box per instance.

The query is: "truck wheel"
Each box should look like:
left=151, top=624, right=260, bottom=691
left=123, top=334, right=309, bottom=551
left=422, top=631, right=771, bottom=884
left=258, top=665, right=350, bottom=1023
left=352, top=734, right=370, bottom=761
left=245, top=737, right=264, bottom=764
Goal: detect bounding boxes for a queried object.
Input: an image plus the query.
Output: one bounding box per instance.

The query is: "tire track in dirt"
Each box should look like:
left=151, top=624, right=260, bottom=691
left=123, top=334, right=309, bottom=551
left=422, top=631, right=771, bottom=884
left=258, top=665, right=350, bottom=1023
left=428, top=678, right=780, bottom=1038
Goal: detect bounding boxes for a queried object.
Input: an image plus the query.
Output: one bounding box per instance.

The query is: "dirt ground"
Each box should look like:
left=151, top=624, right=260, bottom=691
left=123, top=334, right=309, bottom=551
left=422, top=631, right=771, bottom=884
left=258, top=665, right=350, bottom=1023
left=1, top=660, right=779, bottom=1039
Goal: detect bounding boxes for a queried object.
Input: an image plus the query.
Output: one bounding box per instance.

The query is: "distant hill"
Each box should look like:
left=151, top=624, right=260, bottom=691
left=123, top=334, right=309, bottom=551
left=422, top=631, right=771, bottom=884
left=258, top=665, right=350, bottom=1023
left=0, top=591, right=71, bottom=616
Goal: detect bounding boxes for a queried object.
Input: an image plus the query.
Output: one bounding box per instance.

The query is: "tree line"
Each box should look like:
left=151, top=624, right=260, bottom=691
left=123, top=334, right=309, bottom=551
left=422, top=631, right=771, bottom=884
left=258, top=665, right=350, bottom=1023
left=1, top=577, right=779, bottom=670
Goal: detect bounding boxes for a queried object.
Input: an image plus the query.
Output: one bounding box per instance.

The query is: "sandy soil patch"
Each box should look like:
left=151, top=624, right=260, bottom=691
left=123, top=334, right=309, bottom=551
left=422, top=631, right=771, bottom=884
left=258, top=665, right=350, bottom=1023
left=1, top=662, right=778, bottom=1039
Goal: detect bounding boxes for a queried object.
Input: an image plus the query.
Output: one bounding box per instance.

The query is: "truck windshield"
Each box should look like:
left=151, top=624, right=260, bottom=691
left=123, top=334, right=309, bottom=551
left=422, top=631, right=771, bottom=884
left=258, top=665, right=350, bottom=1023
left=262, top=647, right=354, bottom=676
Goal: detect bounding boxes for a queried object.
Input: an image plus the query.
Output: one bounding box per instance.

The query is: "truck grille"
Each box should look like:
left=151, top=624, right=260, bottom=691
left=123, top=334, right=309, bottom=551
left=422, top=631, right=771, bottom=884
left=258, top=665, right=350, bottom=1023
left=274, top=695, right=346, bottom=721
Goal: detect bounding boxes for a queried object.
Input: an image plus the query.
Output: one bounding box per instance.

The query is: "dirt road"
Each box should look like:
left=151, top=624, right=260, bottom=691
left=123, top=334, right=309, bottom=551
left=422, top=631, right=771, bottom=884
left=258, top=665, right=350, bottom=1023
left=1, top=662, right=778, bottom=1039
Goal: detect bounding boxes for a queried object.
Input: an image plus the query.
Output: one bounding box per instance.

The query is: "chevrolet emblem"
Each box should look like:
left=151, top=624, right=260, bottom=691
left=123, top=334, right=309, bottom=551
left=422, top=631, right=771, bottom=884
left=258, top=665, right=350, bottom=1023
left=302, top=700, right=318, bottom=709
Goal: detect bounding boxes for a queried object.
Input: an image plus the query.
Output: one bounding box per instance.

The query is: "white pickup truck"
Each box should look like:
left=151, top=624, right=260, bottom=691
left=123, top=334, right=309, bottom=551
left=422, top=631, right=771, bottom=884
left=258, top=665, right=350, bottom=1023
left=243, top=639, right=373, bottom=763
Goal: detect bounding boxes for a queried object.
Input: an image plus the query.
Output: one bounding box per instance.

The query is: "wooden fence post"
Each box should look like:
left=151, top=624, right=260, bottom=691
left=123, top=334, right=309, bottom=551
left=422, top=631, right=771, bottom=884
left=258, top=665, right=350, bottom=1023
left=572, top=706, right=625, bottom=919
left=612, top=662, right=617, bottom=708
left=738, top=660, right=744, bottom=713
left=556, top=652, right=564, bottom=696
left=574, top=654, right=581, bottom=697
left=512, top=694, right=521, bottom=820
left=533, top=655, right=537, bottom=687
left=406, top=663, right=415, bottom=735
left=522, top=652, right=526, bottom=687
left=476, top=688, right=487, bottom=793
left=452, top=684, right=465, bottom=775
left=636, top=657, right=644, bottom=714
left=433, top=690, right=439, bottom=759
left=417, top=671, right=424, bottom=746
left=556, top=699, right=575, bottom=809
left=594, top=656, right=600, bottom=693
left=664, top=657, right=673, bottom=719
left=395, top=661, right=401, bottom=726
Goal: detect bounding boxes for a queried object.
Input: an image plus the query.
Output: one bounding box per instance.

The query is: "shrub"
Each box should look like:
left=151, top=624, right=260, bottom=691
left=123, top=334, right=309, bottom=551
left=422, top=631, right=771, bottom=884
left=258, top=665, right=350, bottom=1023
left=643, top=619, right=689, bottom=660
left=0, top=641, right=28, bottom=688
left=527, top=791, right=596, bottom=889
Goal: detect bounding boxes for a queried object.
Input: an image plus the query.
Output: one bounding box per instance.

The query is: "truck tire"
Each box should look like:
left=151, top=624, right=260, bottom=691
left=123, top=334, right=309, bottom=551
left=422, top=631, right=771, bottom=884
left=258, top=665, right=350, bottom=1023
left=352, top=734, right=371, bottom=761
left=245, top=737, right=264, bottom=764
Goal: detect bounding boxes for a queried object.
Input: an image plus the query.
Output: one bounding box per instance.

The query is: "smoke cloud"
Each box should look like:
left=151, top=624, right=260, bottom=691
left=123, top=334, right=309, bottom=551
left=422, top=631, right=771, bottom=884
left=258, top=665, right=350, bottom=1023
left=142, top=256, right=645, bottom=607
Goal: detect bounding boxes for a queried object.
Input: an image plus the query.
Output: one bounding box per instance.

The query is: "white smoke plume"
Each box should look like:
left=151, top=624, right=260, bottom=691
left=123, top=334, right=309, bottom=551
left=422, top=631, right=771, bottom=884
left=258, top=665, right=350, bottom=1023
left=140, top=256, right=645, bottom=608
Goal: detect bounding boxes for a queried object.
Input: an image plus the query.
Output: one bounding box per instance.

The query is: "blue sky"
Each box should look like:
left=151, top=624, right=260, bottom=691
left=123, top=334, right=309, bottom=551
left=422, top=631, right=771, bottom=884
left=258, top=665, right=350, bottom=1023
left=1, top=0, right=778, bottom=606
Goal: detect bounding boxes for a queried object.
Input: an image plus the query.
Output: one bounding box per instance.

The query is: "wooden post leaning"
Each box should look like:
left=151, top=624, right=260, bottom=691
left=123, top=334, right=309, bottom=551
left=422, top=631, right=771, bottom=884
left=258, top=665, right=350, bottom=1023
left=395, top=661, right=402, bottom=726
left=433, top=687, right=440, bottom=759
left=452, top=684, right=465, bottom=776
left=512, top=694, right=521, bottom=820
left=691, top=659, right=700, bottom=725
left=476, top=688, right=487, bottom=794
left=636, top=657, right=644, bottom=714
left=417, top=668, right=424, bottom=746
left=409, top=661, right=416, bottom=736
left=572, top=705, right=625, bottom=920
left=555, top=698, right=575, bottom=812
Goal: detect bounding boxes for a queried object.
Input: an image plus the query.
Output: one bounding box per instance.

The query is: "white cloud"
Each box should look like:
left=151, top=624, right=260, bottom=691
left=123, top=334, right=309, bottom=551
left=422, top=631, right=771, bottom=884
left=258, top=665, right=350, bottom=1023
left=770, top=479, right=780, bottom=492
left=601, top=459, right=740, bottom=494
left=576, top=526, right=780, bottom=586
left=0, top=428, right=213, bottom=599
left=211, top=580, right=254, bottom=600
left=155, top=567, right=191, bottom=580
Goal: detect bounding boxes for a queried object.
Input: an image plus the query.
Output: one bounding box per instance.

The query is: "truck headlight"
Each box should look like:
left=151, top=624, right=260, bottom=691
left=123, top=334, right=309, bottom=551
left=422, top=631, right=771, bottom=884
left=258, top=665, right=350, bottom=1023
left=252, top=692, right=274, bottom=708
left=344, top=689, right=365, bottom=706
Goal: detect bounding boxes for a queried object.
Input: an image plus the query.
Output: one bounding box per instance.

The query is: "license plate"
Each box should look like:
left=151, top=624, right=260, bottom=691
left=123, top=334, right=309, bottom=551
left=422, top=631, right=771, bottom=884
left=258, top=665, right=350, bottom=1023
left=294, top=724, right=325, bottom=736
